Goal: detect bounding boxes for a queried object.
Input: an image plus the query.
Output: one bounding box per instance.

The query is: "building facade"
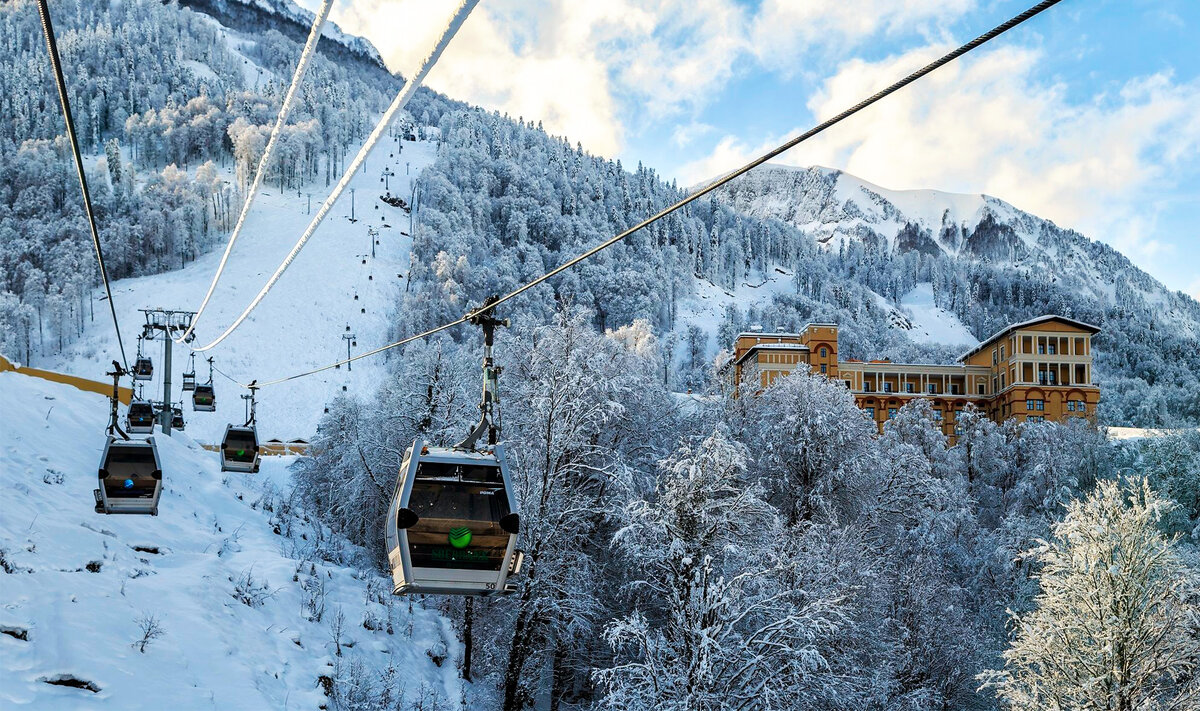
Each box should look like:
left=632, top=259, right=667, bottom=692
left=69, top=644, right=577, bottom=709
left=721, top=315, right=1101, bottom=439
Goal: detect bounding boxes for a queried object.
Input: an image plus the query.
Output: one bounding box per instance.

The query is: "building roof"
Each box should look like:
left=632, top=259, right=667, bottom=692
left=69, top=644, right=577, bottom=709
left=734, top=342, right=810, bottom=366
left=958, top=314, right=1101, bottom=362
left=734, top=331, right=804, bottom=340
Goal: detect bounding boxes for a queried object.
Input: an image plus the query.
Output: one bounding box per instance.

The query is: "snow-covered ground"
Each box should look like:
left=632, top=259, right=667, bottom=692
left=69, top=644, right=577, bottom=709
left=1107, top=426, right=1200, bottom=440
left=51, top=134, right=435, bottom=446
left=897, top=283, right=978, bottom=347
left=674, top=267, right=797, bottom=359
left=0, top=372, right=464, bottom=708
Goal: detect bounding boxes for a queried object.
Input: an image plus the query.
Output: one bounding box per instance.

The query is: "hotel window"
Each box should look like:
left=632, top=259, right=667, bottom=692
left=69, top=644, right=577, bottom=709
left=1038, top=341, right=1046, bottom=354
left=933, top=409, right=943, bottom=421
left=1048, top=342, right=1057, bottom=355
left=1027, top=399, right=1045, bottom=411
left=978, top=384, right=986, bottom=395
left=1074, top=400, right=1087, bottom=413
left=820, top=347, right=828, bottom=357
left=927, top=384, right=936, bottom=394
left=1027, top=415, right=1045, bottom=423
left=884, top=382, right=893, bottom=393
left=954, top=424, right=965, bottom=436
left=992, top=349, right=998, bottom=365
left=865, top=407, right=875, bottom=419
left=887, top=408, right=898, bottom=419
left=1000, top=345, right=1006, bottom=359
left=864, top=382, right=874, bottom=392
left=950, top=384, right=960, bottom=394
left=1047, top=369, right=1057, bottom=385
left=905, top=383, right=915, bottom=393
left=1038, top=370, right=1048, bottom=385
left=820, top=364, right=827, bottom=374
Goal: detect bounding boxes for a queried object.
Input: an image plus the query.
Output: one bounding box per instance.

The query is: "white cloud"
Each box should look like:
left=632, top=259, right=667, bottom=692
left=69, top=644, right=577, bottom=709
left=324, top=0, right=750, bottom=156
left=749, top=0, right=975, bottom=74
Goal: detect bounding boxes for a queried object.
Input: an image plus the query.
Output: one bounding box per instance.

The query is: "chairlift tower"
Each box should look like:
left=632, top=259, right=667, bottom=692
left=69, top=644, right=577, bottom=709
left=139, top=308, right=197, bottom=435
left=342, top=331, right=356, bottom=371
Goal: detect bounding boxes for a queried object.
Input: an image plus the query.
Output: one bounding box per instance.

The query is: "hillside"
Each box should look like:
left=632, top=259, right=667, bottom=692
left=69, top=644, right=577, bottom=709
left=0, top=371, right=465, bottom=708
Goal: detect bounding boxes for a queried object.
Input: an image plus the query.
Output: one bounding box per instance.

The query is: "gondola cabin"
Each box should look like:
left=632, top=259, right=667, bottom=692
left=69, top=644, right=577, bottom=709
left=95, top=436, right=162, bottom=515
left=132, top=357, right=153, bottom=381
left=220, top=425, right=260, bottom=473
left=386, top=439, right=523, bottom=596
left=171, top=406, right=185, bottom=431
left=126, top=400, right=156, bottom=435
left=181, top=371, right=196, bottom=391
left=193, top=384, right=216, bottom=412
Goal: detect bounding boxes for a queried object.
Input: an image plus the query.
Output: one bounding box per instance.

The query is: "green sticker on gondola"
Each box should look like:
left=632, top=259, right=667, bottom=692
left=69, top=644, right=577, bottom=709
left=448, top=527, right=472, bottom=548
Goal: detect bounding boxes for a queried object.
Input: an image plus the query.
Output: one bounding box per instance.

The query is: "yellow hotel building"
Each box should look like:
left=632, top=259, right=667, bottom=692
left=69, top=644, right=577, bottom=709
left=720, top=315, right=1101, bottom=438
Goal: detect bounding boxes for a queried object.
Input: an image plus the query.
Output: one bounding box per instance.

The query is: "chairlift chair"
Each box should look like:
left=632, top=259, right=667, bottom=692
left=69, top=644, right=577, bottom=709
left=385, top=439, right=523, bottom=596
left=220, top=424, right=260, bottom=473
left=125, top=400, right=156, bottom=435
left=192, top=384, right=216, bottom=412
left=95, top=436, right=162, bottom=515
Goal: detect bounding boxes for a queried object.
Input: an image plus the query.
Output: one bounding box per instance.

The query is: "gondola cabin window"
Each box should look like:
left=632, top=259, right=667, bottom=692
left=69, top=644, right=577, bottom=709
left=406, top=463, right=512, bottom=572
left=102, top=446, right=158, bottom=498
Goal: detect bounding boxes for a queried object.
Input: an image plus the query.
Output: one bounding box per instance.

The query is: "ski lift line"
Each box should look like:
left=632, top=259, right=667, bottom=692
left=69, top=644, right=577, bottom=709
left=35, top=0, right=129, bottom=370
left=243, top=0, right=1066, bottom=390
left=188, top=0, right=481, bottom=354
left=175, top=0, right=335, bottom=345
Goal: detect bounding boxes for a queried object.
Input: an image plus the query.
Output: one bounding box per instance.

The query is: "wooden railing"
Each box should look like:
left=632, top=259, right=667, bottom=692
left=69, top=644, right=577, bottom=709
left=0, top=355, right=132, bottom=404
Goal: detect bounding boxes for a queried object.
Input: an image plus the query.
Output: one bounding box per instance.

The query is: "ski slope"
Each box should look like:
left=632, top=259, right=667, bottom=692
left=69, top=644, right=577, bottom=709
left=0, top=372, right=464, bottom=708
left=50, top=134, right=436, bottom=446
left=898, top=284, right=978, bottom=348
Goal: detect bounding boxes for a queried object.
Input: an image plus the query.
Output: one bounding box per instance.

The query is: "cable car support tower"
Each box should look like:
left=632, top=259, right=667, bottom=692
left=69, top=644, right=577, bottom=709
left=140, top=308, right=196, bottom=434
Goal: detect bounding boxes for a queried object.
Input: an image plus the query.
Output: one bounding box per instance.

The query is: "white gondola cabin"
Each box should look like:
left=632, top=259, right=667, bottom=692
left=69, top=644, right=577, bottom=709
left=220, top=424, right=260, bottom=473
left=193, top=384, right=216, bottom=412
left=181, top=371, right=196, bottom=391
left=386, top=439, right=522, bottom=596
left=132, top=357, right=153, bottom=381
left=126, top=400, right=156, bottom=435
left=95, top=436, right=162, bottom=515
left=170, top=406, right=186, bottom=431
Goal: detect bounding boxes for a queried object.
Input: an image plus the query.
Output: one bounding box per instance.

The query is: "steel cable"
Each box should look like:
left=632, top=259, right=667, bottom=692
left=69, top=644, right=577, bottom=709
left=36, top=0, right=129, bottom=370
left=175, top=0, right=335, bottom=345
left=189, top=0, right=481, bottom=353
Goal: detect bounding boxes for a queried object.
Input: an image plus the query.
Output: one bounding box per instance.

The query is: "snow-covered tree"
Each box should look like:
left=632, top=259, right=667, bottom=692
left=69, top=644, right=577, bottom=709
left=981, top=478, right=1200, bottom=710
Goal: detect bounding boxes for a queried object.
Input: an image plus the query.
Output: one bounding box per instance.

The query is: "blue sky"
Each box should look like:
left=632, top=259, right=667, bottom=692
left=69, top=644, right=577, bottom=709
left=316, top=0, right=1199, bottom=297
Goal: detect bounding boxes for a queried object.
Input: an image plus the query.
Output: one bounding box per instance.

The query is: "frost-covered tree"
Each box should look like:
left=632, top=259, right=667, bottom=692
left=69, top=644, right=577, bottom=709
left=981, top=478, right=1200, bottom=711
left=598, top=428, right=846, bottom=711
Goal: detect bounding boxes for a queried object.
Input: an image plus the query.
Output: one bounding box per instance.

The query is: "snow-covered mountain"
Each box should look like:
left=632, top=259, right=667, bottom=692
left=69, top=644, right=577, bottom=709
left=712, top=165, right=1200, bottom=336
left=181, top=0, right=386, bottom=67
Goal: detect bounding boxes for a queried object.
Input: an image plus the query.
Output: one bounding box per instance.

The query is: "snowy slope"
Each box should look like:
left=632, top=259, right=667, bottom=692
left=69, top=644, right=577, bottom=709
left=0, top=372, right=464, bottom=708
left=51, top=134, right=435, bottom=447
left=897, top=284, right=978, bottom=348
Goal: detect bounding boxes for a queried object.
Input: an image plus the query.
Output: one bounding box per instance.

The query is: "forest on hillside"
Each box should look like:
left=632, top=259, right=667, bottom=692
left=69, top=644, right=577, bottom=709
left=297, top=314, right=1200, bottom=710
left=0, top=0, right=457, bottom=365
